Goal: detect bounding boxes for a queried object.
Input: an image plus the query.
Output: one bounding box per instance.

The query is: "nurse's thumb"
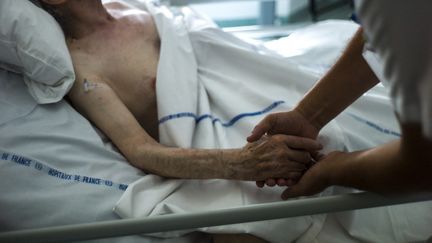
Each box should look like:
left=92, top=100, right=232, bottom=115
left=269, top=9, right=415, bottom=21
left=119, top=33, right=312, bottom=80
left=247, top=118, right=273, bottom=142
left=281, top=185, right=305, bottom=200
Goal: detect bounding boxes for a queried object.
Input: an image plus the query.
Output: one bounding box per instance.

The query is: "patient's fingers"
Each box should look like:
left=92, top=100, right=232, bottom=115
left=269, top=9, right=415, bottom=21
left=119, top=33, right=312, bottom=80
left=264, top=178, right=286, bottom=187
left=275, top=178, right=296, bottom=187
left=266, top=178, right=277, bottom=187
left=247, top=116, right=273, bottom=142
left=258, top=178, right=296, bottom=188
left=265, top=173, right=299, bottom=186
left=256, top=181, right=265, bottom=188
left=277, top=178, right=287, bottom=186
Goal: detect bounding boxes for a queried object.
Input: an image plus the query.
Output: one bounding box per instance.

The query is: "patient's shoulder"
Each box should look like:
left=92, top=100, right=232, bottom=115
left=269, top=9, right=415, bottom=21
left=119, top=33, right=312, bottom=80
left=104, top=1, right=131, bottom=11
left=104, top=1, right=148, bottom=15
left=104, top=1, right=152, bottom=25
left=66, top=37, right=116, bottom=86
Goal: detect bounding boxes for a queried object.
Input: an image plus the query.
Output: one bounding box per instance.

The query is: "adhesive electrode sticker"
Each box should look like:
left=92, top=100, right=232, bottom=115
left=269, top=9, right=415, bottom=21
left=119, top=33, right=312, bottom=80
left=83, top=78, right=98, bottom=92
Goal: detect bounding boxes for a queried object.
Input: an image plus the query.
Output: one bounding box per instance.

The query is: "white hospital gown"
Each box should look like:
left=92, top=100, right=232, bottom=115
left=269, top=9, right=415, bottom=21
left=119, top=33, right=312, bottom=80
left=357, top=0, right=432, bottom=139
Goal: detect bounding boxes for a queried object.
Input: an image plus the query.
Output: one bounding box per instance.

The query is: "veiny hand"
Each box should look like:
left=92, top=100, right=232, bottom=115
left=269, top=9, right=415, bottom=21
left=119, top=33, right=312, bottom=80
left=248, top=109, right=322, bottom=187
left=229, top=134, right=322, bottom=181
left=280, top=151, right=346, bottom=200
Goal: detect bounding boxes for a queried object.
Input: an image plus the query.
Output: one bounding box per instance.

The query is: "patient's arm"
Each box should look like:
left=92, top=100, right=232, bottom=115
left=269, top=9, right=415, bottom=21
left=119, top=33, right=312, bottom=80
left=67, top=76, right=322, bottom=181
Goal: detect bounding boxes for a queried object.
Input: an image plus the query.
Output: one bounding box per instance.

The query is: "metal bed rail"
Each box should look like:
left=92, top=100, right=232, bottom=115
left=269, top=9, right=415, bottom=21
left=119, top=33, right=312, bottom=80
left=1, top=192, right=432, bottom=243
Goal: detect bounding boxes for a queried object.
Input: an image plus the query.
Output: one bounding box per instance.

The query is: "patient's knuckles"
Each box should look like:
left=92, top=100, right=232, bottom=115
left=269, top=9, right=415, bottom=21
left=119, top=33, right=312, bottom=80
left=273, top=147, right=309, bottom=163
left=256, top=162, right=282, bottom=173
left=256, top=144, right=285, bottom=159
left=271, top=149, right=288, bottom=160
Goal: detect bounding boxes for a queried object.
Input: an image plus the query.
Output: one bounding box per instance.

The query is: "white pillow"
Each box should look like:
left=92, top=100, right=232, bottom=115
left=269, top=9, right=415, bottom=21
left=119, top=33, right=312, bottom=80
left=0, top=0, right=75, bottom=104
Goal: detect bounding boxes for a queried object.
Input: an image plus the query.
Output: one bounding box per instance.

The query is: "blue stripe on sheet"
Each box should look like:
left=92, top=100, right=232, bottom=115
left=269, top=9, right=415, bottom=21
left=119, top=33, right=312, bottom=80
left=159, top=101, right=400, bottom=137
left=0, top=151, right=128, bottom=191
left=347, top=113, right=401, bottom=137
left=159, top=100, right=286, bottom=126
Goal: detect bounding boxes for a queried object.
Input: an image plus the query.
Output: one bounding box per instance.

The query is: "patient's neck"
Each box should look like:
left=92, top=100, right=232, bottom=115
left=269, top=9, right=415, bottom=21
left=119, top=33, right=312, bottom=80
left=60, top=0, right=115, bottom=40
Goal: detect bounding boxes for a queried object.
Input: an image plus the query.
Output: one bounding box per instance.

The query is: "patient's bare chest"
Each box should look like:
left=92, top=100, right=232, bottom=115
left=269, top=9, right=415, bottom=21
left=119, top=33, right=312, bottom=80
left=101, top=19, right=161, bottom=137
left=70, top=15, right=161, bottom=139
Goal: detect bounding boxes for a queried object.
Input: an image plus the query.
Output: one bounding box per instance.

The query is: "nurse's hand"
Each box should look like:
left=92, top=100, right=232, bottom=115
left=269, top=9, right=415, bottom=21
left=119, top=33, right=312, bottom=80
left=280, top=151, right=345, bottom=199
left=247, top=109, right=320, bottom=143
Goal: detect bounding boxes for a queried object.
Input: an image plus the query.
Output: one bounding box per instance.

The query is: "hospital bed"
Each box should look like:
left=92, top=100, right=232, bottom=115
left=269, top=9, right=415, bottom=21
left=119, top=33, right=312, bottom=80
left=1, top=0, right=432, bottom=242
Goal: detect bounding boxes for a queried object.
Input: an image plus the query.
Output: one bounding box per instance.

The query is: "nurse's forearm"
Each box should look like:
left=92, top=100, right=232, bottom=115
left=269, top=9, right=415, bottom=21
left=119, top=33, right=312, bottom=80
left=328, top=125, right=432, bottom=193
left=329, top=141, right=406, bottom=192
left=295, top=27, right=379, bottom=130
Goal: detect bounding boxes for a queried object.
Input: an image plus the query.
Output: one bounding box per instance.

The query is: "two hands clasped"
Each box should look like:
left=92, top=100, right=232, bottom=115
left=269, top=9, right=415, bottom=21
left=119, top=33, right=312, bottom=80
left=245, top=110, right=342, bottom=200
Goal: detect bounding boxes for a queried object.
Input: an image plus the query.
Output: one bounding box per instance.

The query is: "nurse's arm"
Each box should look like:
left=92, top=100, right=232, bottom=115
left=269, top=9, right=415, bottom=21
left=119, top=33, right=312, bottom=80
left=295, top=27, right=380, bottom=131
left=333, top=123, right=432, bottom=193
left=282, top=123, right=432, bottom=199
left=249, top=28, right=379, bottom=145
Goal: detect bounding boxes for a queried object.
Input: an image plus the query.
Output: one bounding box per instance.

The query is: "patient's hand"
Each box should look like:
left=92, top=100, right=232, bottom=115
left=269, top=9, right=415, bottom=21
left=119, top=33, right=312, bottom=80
left=248, top=109, right=322, bottom=187
left=228, top=135, right=322, bottom=181
left=255, top=158, right=317, bottom=188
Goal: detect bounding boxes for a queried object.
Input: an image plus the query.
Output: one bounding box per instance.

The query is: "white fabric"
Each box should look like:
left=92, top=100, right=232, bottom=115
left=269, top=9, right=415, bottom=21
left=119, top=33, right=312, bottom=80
left=115, top=2, right=432, bottom=243
left=362, top=49, right=387, bottom=86
left=0, top=0, right=75, bottom=104
left=264, top=20, right=360, bottom=76
left=356, top=0, right=432, bottom=139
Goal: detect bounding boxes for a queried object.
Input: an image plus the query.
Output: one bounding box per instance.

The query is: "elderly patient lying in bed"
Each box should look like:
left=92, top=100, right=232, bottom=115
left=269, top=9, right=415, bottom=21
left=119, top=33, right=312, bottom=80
left=36, top=0, right=321, bottom=184
left=21, top=1, right=430, bottom=243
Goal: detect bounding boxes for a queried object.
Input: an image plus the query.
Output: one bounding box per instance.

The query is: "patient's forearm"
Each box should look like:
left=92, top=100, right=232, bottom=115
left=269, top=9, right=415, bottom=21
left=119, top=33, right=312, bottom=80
left=132, top=145, right=237, bottom=179
left=296, top=28, right=379, bottom=130
left=129, top=135, right=315, bottom=181
left=132, top=144, right=295, bottom=180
